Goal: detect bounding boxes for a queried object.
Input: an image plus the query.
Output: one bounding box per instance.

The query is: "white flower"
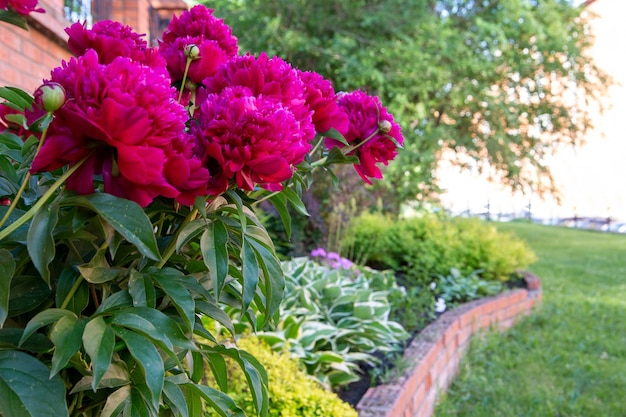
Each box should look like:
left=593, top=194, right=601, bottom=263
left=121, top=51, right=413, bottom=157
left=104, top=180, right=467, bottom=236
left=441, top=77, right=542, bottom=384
left=435, top=297, right=446, bottom=313
left=429, top=282, right=437, bottom=291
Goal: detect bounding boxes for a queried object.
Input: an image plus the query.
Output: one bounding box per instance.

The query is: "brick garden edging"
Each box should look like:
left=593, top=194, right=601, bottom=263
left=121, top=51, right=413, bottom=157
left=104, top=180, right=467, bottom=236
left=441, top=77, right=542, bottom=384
left=356, top=272, right=542, bottom=417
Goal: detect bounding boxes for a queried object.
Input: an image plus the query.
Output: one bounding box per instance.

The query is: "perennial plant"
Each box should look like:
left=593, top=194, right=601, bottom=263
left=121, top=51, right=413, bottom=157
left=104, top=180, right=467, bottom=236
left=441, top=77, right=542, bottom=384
left=0, top=3, right=402, bottom=417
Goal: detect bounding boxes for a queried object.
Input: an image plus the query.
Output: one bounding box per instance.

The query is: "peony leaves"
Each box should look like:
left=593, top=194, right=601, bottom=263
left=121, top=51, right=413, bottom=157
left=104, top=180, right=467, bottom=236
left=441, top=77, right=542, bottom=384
left=62, top=194, right=161, bottom=261
left=0, top=249, right=15, bottom=327
left=0, top=350, right=68, bottom=417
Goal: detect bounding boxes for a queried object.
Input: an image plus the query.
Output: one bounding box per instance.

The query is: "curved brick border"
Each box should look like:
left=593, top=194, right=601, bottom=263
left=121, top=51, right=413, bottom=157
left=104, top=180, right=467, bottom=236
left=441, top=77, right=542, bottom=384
left=356, top=272, right=542, bottom=417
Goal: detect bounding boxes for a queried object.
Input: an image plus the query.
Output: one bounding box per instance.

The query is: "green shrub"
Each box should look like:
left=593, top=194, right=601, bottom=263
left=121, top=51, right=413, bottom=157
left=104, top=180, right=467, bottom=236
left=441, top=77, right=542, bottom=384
left=207, top=336, right=358, bottom=417
left=342, top=213, right=536, bottom=287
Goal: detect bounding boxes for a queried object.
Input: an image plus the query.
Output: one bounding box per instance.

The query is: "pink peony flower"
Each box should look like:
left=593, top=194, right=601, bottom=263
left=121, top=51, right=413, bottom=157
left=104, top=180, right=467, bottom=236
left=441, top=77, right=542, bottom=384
left=31, top=50, right=208, bottom=207
left=297, top=70, right=349, bottom=136
left=325, top=90, right=403, bottom=184
left=202, top=53, right=316, bottom=144
left=66, top=20, right=165, bottom=68
left=0, top=0, right=44, bottom=15
left=191, top=86, right=310, bottom=194
left=158, top=5, right=238, bottom=85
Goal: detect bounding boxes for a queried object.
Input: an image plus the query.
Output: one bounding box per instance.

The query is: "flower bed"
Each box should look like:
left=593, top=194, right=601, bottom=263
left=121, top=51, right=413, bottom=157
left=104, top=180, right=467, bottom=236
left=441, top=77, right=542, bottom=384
left=356, top=272, right=542, bottom=417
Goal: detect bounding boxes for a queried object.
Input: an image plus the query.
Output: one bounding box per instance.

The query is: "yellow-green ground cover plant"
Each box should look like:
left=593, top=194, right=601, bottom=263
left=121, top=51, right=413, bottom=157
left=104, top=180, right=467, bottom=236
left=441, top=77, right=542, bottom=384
left=206, top=336, right=357, bottom=417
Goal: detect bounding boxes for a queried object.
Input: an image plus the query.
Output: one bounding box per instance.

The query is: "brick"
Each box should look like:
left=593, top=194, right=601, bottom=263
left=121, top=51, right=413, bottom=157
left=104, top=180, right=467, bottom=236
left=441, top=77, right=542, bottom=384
left=442, top=319, right=460, bottom=348
left=410, top=382, right=427, bottom=415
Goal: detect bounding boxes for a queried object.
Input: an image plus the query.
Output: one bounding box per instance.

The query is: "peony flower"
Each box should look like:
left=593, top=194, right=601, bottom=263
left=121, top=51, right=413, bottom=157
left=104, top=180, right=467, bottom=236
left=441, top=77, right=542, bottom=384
left=202, top=53, right=316, bottom=144
left=0, top=0, right=44, bottom=15
left=31, top=50, right=207, bottom=207
left=66, top=20, right=165, bottom=69
left=191, top=86, right=310, bottom=194
left=158, top=5, right=238, bottom=85
left=325, top=90, right=403, bottom=184
left=297, top=70, right=349, bottom=136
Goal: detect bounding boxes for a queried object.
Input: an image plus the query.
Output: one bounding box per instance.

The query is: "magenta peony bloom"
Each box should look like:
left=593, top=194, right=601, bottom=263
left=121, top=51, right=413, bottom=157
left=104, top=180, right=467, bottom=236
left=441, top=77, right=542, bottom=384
left=325, top=90, right=403, bottom=184
left=0, top=0, right=43, bottom=15
left=31, top=50, right=208, bottom=207
left=191, top=86, right=310, bottom=194
left=158, top=5, right=238, bottom=85
left=202, top=53, right=316, bottom=143
left=297, top=70, right=349, bottom=136
left=66, top=20, right=165, bottom=68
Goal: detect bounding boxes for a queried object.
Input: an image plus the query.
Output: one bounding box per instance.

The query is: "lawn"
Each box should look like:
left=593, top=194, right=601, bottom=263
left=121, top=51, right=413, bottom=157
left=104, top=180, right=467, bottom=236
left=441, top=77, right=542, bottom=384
left=434, top=221, right=626, bottom=417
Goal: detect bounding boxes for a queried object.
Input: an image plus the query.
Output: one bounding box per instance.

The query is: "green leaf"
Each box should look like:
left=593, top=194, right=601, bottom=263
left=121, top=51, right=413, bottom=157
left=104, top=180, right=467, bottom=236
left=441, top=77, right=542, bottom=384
left=126, top=307, right=195, bottom=350
left=110, top=311, right=176, bottom=357
left=113, top=327, right=164, bottom=411
left=320, top=127, right=349, bottom=146
left=247, top=236, right=284, bottom=324
left=83, top=316, right=115, bottom=391
left=0, top=350, right=68, bottom=417
left=0, top=86, right=32, bottom=109
left=95, top=290, right=133, bottom=314
left=163, top=379, right=189, bottom=417
left=62, top=194, right=161, bottom=261
left=77, top=247, right=123, bottom=284
left=184, top=383, right=245, bottom=417
left=0, top=249, right=15, bottom=326
left=200, top=220, right=229, bottom=297
left=174, top=219, right=206, bottom=252
left=281, top=186, right=309, bottom=216
left=189, top=350, right=205, bottom=384
left=55, top=267, right=88, bottom=315
left=27, top=201, right=59, bottom=285
left=128, top=270, right=156, bottom=308
left=49, top=316, right=86, bottom=377
left=267, top=193, right=292, bottom=237
left=241, top=237, right=259, bottom=314
left=9, top=275, right=50, bottom=317
left=19, top=308, right=76, bottom=346
left=0, top=328, right=52, bottom=353
left=195, top=300, right=235, bottom=336
left=100, top=385, right=131, bottom=417
left=323, top=146, right=359, bottom=166
left=149, top=268, right=195, bottom=331
left=0, top=177, right=18, bottom=196
left=225, top=189, right=247, bottom=230
left=206, top=348, right=229, bottom=388
left=207, top=344, right=268, bottom=417
left=70, top=363, right=129, bottom=393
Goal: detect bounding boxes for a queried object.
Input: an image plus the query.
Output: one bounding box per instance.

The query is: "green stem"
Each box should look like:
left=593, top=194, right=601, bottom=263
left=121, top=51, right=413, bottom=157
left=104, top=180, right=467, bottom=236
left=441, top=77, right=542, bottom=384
left=251, top=191, right=280, bottom=207
left=0, top=154, right=90, bottom=241
left=177, top=57, right=194, bottom=103
left=60, top=275, right=84, bottom=310
left=156, top=208, right=199, bottom=268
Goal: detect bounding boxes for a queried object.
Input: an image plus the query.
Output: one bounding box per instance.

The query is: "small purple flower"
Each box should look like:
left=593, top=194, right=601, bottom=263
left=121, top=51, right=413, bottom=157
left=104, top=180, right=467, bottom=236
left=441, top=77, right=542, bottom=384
left=326, top=252, right=341, bottom=261
left=310, top=247, right=327, bottom=258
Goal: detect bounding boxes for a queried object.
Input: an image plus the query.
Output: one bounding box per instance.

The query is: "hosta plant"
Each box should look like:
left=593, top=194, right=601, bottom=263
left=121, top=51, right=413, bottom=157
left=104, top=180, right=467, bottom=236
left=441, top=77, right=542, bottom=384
left=0, top=3, right=403, bottom=417
left=256, top=257, right=409, bottom=388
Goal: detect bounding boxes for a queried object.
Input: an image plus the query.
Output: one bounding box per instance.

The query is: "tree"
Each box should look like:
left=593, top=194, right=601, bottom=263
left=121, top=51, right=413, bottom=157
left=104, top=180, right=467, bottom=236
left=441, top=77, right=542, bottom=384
left=209, top=0, right=608, bottom=210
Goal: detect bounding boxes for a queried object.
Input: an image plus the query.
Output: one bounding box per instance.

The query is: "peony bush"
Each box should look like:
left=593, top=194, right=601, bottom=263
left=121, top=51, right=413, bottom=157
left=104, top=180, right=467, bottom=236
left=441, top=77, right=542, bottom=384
left=0, top=3, right=403, bottom=417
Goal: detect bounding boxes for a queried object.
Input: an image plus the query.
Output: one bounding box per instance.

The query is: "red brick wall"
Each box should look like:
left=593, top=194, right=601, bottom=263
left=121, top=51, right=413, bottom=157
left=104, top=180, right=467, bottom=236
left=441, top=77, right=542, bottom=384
left=0, top=0, right=71, bottom=92
left=0, top=0, right=188, bottom=92
left=357, top=273, right=542, bottom=417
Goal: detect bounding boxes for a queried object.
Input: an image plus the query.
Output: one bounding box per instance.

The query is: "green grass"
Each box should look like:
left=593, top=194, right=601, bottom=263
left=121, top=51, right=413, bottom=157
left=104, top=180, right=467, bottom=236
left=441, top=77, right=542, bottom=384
left=434, top=222, right=626, bottom=417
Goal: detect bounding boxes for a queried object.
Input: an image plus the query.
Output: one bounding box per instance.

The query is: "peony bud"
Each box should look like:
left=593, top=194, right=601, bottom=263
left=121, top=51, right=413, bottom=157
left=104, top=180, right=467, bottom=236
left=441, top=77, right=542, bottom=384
left=378, top=120, right=392, bottom=133
left=34, top=82, right=66, bottom=112
left=184, top=44, right=200, bottom=60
